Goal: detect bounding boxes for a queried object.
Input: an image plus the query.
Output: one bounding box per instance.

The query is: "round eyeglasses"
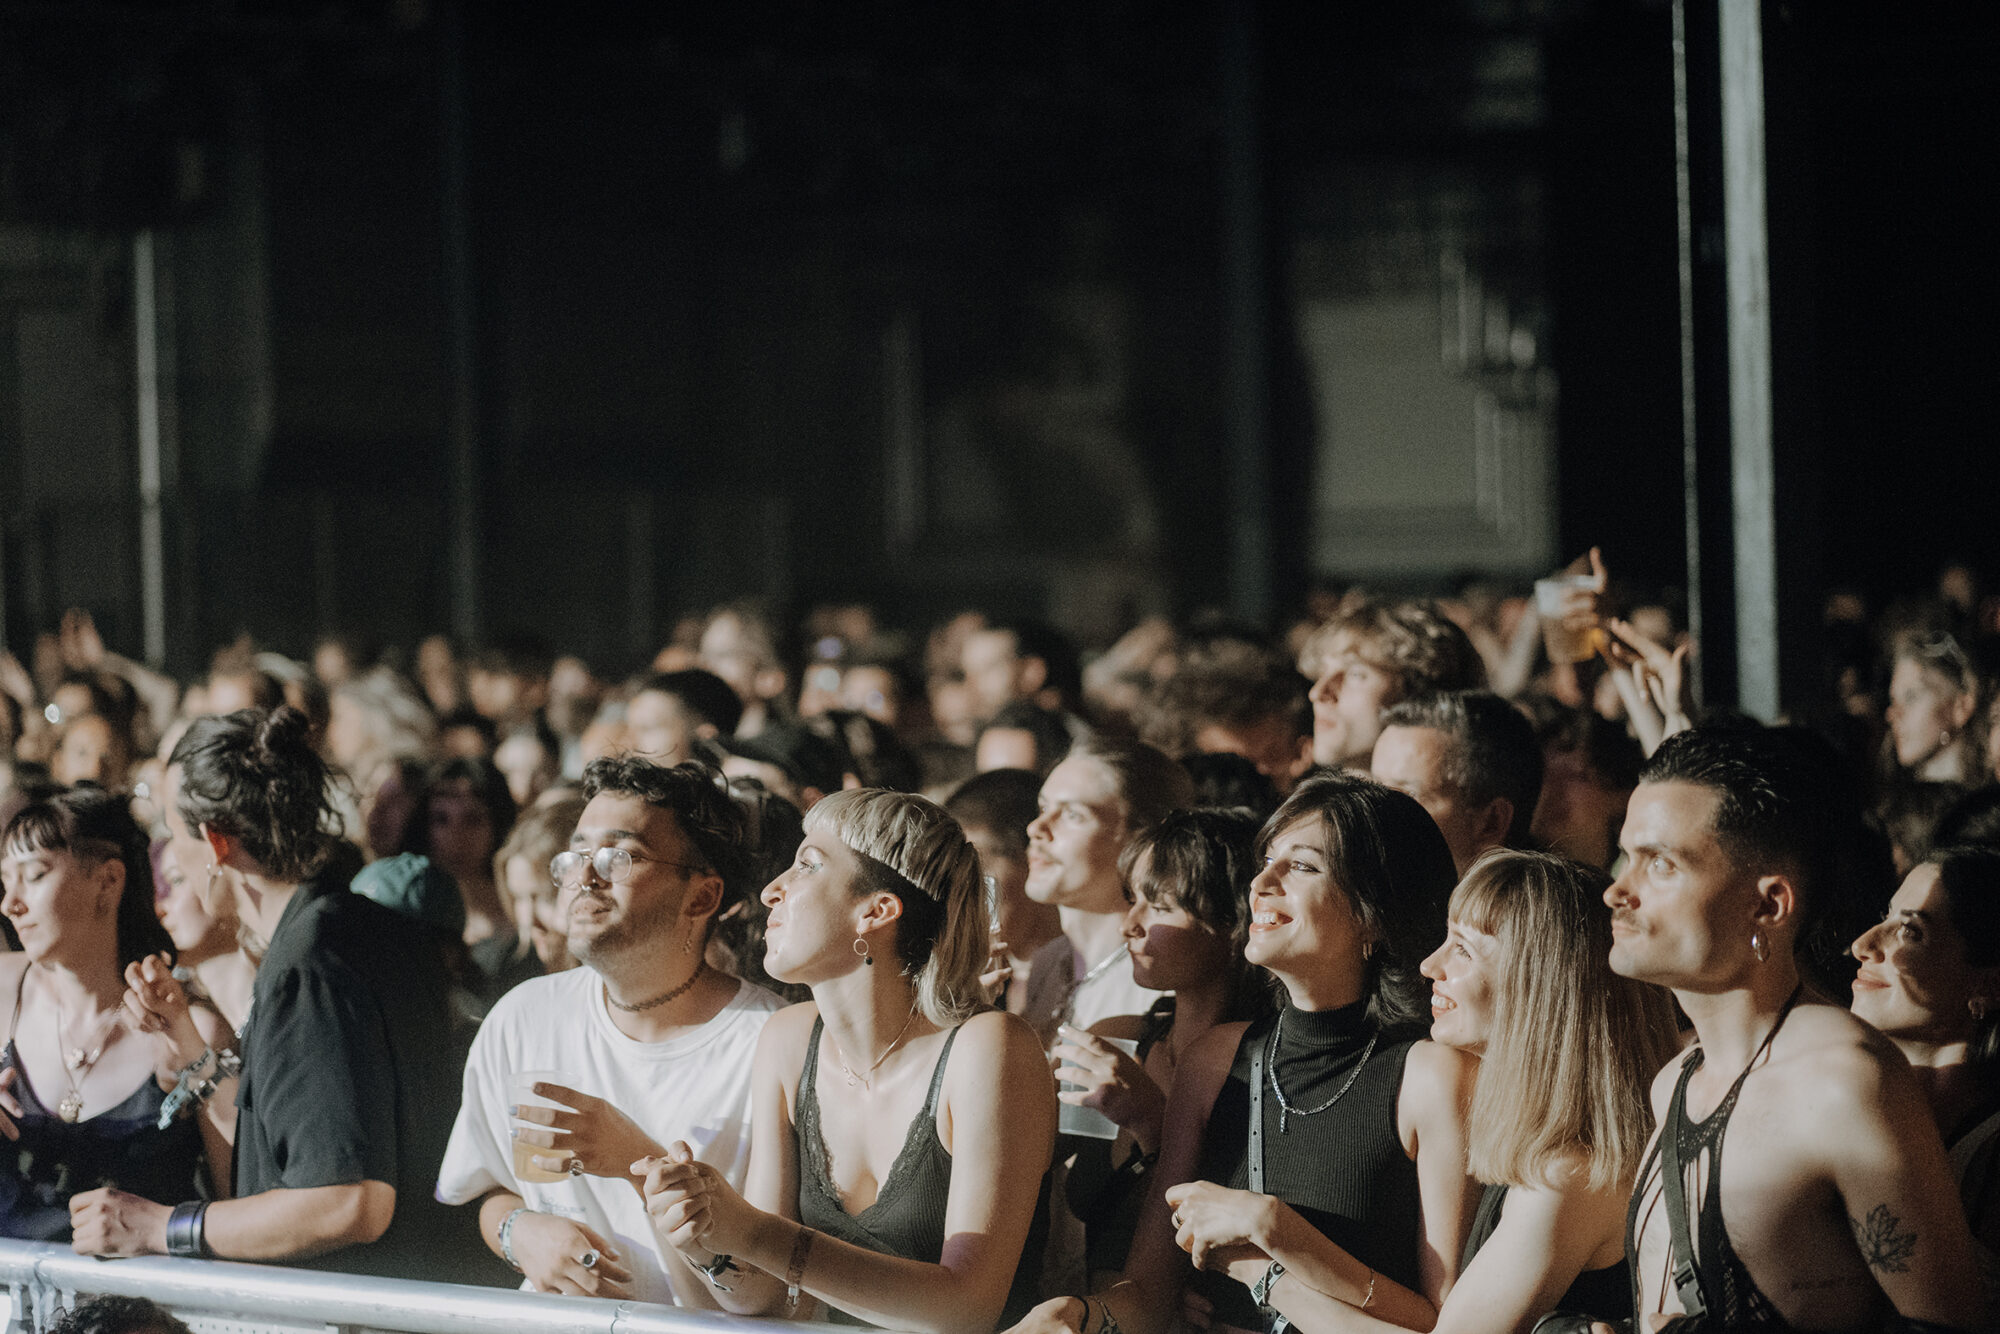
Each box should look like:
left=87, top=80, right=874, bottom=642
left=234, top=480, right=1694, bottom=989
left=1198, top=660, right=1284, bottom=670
left=549, top=846, right=705, bottom=890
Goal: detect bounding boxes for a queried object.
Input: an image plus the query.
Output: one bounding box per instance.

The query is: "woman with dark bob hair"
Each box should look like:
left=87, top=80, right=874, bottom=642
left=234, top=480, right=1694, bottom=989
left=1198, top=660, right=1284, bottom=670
left=1, top=787, right=232, bottom=1240
left=1012, top=772, right=1478, bottom=1334
left=1850, top=844, right=2000, bottom=1250
left=1057, top=806, right=1273, bottom=1286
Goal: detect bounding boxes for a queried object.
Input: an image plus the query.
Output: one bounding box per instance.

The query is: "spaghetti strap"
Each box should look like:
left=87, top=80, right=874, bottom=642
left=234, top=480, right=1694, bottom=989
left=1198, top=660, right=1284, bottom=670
left=7, top=964, right=27, bottom=1045
left=922, top=1025, right=961, bottom=1118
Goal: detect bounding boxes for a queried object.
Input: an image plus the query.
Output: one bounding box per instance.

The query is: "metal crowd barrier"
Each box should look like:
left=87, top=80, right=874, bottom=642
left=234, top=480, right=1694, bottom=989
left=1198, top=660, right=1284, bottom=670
left=0, top=1241, right=844, bottom=1334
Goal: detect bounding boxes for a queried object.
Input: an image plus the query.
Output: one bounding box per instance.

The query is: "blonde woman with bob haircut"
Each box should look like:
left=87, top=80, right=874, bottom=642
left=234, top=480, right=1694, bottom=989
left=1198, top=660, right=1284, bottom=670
left=638, top=788, right=1056, bottom=1333
left=1395, top=849, right=1680, bottom=1331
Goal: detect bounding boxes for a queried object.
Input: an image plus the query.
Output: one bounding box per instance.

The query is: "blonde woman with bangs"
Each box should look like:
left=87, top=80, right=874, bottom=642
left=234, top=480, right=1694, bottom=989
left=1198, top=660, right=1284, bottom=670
left=1398, top=849, right=1679, bottom=1331
left=637, top=788, right=1056, bottom=1333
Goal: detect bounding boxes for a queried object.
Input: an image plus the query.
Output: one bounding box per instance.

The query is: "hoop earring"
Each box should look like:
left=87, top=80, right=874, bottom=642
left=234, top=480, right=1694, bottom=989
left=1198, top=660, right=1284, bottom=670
left=1942, top=728, right=1956, bottom=750
left=1750, top=930, right=1769, bottom=964
left=1972, top=997, right=1990, bottom=1020
left=854, top=938, right=873, bottom=967
left=682, top=926, right=695, bottom=957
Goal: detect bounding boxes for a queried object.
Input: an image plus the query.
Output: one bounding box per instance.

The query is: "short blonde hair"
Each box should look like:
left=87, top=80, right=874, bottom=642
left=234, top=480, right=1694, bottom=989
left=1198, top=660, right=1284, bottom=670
left=1451, top=850, right=1679, bottom=1193
left=804, top=788, right=987, bottom=1027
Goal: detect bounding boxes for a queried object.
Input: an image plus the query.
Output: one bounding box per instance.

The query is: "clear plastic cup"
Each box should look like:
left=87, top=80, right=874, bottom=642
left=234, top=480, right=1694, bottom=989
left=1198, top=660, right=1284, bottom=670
left=1057, top=1037, right=1140, bottom=1140
left=509, top=1069, right=580, bottom=1184
left=1535, top=574, right=1605, bottom=665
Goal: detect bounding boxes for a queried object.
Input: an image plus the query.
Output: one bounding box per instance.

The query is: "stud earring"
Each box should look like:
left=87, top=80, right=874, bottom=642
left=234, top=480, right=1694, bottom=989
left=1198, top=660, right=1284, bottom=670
left=854, top=938, right=873, bottom=966
left=1750, top=930, right=1769, bottom=963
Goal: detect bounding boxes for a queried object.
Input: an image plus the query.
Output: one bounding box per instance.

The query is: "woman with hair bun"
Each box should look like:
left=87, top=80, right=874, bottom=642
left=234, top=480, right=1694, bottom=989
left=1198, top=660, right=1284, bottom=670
left=63, top=706, right=469, bottom=1281
left=639, top=788, right=1056, bottom=1333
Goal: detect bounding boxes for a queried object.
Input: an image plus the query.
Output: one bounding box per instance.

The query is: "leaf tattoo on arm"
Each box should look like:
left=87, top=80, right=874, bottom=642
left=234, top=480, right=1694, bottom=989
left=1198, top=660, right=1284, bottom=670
left=1848, top=1203, right=1917, bottom=1274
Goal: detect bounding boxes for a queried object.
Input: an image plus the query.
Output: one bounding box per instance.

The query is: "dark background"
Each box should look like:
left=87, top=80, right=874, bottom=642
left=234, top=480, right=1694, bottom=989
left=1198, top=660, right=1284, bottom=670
left=1, top=0, right=1994, bottom=678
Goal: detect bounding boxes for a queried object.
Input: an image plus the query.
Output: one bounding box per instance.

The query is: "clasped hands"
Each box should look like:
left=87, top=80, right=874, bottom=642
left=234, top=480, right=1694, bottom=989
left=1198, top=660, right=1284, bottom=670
left=1165, top=1180, right=1279, bottom=1283
left=633, top=1140, right=759, bottom=1273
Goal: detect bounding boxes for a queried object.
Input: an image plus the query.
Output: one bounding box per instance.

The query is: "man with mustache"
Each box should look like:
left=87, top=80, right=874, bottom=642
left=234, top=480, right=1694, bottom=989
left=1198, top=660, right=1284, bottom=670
left=1606, top=728, right=1983, bottom=1330
left=437, top=758, right=782, bottom=1303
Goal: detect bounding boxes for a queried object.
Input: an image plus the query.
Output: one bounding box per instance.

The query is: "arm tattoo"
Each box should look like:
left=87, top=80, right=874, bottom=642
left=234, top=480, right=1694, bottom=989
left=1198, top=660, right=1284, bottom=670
left=1848, top=1203, right=1918, bottom=1275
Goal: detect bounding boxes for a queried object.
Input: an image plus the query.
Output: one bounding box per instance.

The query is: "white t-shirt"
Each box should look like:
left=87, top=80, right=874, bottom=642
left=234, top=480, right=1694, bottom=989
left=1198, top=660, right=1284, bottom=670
left=437, top=967, right=784, bottom=1303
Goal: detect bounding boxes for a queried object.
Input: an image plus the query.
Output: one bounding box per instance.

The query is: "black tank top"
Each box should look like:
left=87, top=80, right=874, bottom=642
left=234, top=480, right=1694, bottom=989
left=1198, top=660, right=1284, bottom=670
left=1190, top=1002, right=1423, bottom=1331
left=795, top=1019, right=1048, bottom=1329
left=1625, top=1025, right=1795, bottom=1327
left=1066, top=995, right=1175, bottom=1276
left=0, top=971, right=205, bottom=1241
left=1462, top=1183, right=1632, bottom=1320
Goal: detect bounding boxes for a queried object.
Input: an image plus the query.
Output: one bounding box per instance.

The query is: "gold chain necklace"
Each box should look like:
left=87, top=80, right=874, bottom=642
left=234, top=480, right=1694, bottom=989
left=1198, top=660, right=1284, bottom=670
left=53, top=985, right=120, bottom=1124
left=829, top=1007, right=920, bottom=1088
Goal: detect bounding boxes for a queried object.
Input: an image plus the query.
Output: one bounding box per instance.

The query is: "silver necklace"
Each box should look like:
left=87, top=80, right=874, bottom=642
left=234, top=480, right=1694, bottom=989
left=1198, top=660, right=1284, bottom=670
left=1059, top=943, right=1129, bottom=1027
left=829, top=1008, right=920, bottom=1088
left=1265, top=1009, right=1378, bottom=1134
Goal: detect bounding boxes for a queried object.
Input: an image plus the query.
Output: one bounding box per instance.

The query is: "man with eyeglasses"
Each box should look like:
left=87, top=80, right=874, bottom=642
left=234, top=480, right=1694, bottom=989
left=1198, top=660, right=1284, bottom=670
left=437, top=757, right=783, bottom=1302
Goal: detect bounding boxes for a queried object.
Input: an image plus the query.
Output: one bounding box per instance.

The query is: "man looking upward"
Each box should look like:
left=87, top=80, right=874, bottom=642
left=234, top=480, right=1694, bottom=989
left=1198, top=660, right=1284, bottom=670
left=1608, top=728, right=1982, bottom=1329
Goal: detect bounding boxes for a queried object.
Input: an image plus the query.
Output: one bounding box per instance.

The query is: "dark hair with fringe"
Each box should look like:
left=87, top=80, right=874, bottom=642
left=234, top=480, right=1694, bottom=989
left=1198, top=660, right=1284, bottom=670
left=404, top=755, right=518, bottom=863
left=1256, top=771, right=1457, bottom=1028
left=4, top=785, right=175, bottom=970
left=1121, top=806, right=1273, bottom=1024
left=1929, top=844, right=2000, bottom=1065
left=171, top=707, right=340, bottom=882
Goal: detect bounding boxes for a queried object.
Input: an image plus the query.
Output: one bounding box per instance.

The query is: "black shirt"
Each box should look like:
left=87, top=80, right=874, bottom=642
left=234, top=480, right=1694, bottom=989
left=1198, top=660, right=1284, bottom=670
left=233, top=874, right=469, bottom=1282
left=1190, top=1003, right=1424, bottom=1332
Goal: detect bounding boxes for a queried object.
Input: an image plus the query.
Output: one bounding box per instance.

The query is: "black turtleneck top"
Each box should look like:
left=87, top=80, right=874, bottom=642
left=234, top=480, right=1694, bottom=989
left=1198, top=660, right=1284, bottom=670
left=1189, top=1001, right=1424, bottom=1331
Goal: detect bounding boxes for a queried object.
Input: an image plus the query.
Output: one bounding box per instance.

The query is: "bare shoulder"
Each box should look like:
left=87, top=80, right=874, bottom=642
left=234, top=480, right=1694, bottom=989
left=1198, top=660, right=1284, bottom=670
left=952, top=1008, right=1046, bottom=1069
left=1766, top=1003, right=1908, bottom=1107
left=754, top=1000, right=822, bottom=1069
left=1401, top=1037, right=1478, bottom=1114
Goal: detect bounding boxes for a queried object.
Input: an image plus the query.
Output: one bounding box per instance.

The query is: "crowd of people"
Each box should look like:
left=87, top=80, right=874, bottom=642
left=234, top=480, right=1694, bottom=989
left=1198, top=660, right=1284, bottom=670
left=2, top=552, right=1999, bottom=1333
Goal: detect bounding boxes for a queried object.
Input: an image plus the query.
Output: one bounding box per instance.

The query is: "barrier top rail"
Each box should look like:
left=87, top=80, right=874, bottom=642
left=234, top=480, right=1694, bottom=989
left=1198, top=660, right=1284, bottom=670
left=0, top=1241, right=858, bottom=1334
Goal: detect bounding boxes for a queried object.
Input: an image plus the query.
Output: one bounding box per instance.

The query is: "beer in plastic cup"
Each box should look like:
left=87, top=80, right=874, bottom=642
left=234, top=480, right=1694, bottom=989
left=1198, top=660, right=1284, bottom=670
left=509, top=1069, right=579, bottom=1184
left=1535, top=574, right=1605, bottom=665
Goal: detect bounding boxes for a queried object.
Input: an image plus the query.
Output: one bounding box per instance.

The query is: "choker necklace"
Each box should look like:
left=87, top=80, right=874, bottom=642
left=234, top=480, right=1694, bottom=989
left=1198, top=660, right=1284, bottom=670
left=830, top=1007, right=920, bottom=1088
left=1265, top=1008, right=1377, bottom=1134
left=606, top=962, right=707, bottom=1014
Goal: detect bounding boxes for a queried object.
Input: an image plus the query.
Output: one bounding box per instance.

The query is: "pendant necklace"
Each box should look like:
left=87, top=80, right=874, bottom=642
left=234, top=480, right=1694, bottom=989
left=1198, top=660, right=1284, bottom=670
left=1058, top=943, right=1130, bottom=1029
left=830, top=1007, right=920, bottom=1088
left=54, top=990, right=119, bottom=1124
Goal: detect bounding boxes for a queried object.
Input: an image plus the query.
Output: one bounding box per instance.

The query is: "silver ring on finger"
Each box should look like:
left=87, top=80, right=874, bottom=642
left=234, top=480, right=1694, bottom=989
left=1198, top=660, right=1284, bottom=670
left=568, top=1157, right=586, bottom=1177
left=579, top=1249, right=599, bottom=1270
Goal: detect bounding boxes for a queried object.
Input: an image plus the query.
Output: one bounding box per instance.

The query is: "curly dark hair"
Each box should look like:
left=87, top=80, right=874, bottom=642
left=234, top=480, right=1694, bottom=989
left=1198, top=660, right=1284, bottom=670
left=580, top=756, right=752, bottom=920
left=49, top=1294, right=192, bottom=1334
left=170, top=706, right=340, bottom=882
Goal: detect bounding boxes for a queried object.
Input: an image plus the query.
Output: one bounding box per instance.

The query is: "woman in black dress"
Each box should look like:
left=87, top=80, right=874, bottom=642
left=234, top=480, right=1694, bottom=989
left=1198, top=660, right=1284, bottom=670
left=1014, top=772, right=1478, bottom=1334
